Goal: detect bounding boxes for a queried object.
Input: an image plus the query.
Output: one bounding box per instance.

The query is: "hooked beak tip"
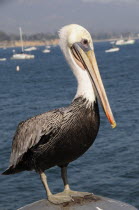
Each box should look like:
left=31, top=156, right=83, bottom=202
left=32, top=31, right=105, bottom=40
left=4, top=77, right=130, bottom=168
left=111, top=121, right=116, bottom=129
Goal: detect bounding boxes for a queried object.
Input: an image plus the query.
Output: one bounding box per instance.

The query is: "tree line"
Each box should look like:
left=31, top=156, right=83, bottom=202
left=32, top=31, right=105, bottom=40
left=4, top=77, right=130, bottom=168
left=0, top=31, right=58, bottom=41
left=0, top=30, right=137, bottom=41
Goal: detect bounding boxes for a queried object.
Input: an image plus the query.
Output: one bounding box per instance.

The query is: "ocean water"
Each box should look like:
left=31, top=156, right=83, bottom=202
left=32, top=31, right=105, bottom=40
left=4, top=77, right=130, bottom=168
left=0, top=42, right=139, bottom=210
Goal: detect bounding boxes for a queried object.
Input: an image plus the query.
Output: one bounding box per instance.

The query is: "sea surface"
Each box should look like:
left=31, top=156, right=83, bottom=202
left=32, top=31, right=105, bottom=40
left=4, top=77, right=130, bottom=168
left=0, top=42, right=139, bottom=210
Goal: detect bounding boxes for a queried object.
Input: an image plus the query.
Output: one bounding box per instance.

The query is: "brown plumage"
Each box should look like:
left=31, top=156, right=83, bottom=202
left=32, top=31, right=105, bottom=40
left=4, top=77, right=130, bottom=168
left=3, top=97, right=99, bottom=175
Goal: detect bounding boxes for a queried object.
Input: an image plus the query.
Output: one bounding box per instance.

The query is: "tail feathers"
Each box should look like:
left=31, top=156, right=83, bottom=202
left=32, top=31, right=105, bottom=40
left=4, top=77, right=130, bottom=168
left=2, top=165, right=22, bottom=175
left=2, top=166, right=15, bottom=175
left=2, top=162, right=29, bottom=175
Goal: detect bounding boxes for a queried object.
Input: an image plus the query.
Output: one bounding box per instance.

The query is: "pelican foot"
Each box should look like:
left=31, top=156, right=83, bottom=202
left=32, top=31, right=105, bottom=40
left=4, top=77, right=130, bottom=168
left=64, top=189, right=92, bottom=198
left=48, top=193, right=73, bottom=204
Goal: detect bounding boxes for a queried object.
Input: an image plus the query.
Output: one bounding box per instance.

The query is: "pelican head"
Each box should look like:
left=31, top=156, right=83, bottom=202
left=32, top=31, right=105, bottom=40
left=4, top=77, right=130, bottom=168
left=59, top=24, right=116, bottom=128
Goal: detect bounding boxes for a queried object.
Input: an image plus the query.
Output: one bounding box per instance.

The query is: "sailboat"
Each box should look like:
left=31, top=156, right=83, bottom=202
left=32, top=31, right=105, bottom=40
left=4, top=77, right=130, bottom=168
left=11, top=27, right=35, bottom=59
left=115, top=36, right=135, bottom=46
left=124, top=38, right=135, bottom=45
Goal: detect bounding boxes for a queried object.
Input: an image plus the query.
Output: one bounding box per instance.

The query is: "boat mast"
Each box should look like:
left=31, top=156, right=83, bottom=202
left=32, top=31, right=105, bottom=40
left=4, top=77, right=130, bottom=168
left=19, top=27, right=24, bottom=53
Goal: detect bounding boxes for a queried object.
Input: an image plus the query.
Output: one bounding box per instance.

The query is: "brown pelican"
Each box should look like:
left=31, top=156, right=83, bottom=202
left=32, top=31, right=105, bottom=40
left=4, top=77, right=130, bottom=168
left=2, top=24, right=116, bottom=204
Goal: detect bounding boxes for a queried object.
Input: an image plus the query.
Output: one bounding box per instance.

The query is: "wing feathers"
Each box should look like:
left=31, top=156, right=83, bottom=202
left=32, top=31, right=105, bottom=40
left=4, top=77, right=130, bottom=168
left=10, top=110, right=63, bottom=167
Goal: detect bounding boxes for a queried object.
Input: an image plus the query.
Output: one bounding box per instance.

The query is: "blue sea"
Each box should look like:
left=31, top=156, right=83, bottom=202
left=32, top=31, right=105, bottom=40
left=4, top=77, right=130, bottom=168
left=0, top=41, right=139, bottom=210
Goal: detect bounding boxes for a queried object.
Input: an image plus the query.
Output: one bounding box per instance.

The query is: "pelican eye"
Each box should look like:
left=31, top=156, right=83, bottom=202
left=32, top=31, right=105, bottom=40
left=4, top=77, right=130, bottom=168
left=81, top=39, right=89, bottom=48
left=82, top=39, right=88, bottom=45
left=80, top=39, right=91, bottom=52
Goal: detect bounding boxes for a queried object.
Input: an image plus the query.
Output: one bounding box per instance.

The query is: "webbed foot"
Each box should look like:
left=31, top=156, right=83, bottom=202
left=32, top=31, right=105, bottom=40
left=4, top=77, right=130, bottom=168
left=64, top=189, right=92, bottom=198
left=48, top=193, right=73, bottom=204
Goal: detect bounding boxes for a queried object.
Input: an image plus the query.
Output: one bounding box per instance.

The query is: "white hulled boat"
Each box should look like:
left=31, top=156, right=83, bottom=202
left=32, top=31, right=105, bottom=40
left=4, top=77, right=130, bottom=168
left=115, top=36, right=135, bottom=46
left=42, top=49, right=50, bottom=53
left=11, top=53, right=34, bottom=59
left=11, top=28, right=35, bottom=60
left=24, top=46, right=37, bottom=52
left=0, top=58, right=7, bottom=61
left=105, top=46, right=120, bottom=53
left=42, top=45, right=51, bottom=53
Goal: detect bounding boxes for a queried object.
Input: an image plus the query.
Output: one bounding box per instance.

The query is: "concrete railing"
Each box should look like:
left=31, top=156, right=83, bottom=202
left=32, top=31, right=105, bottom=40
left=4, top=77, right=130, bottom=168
left=18, top=194, right=137, bottom=210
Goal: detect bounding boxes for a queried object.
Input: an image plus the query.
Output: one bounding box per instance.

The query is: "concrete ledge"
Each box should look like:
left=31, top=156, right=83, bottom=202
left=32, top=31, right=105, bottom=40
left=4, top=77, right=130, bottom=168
left=18, top=194, right=137, bottom=210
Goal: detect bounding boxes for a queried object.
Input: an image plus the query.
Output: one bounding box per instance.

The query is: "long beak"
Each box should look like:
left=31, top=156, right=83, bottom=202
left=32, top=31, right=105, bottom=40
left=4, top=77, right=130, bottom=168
left=71, top=43, right=116, bottom=128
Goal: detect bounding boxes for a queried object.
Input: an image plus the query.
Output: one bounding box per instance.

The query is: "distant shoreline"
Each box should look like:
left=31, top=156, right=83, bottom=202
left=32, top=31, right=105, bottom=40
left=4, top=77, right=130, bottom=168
left=0, top=39, right=59, bottom=48
left=0, top=37, right=139, bottom=48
